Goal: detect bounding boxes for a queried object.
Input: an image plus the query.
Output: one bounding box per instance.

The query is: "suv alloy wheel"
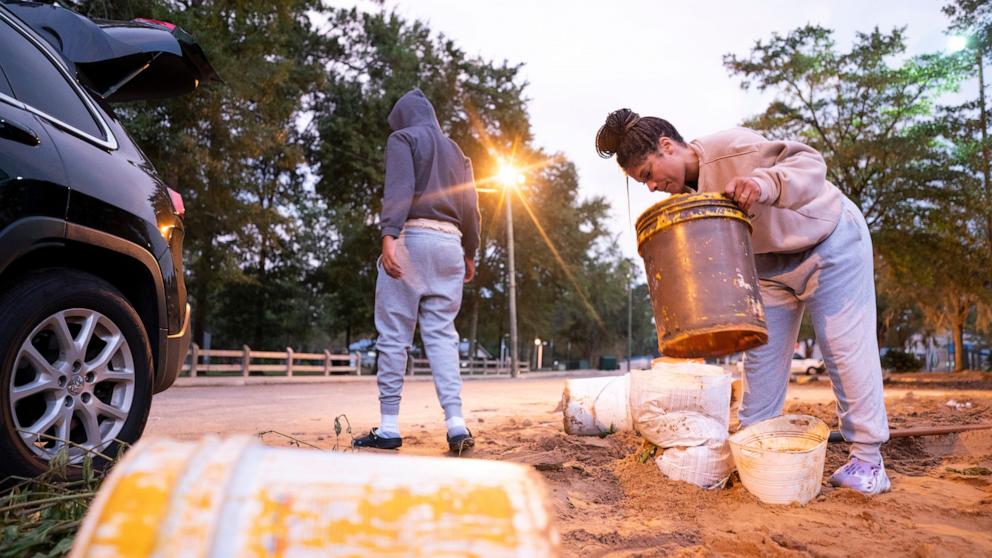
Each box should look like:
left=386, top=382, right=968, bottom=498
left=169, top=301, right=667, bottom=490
left=0, top=270, right=152, bottom=477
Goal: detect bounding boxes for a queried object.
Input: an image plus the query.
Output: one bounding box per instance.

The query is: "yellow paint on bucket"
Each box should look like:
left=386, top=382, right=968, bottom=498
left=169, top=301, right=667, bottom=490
left=70, top=437, right=559, bottom=558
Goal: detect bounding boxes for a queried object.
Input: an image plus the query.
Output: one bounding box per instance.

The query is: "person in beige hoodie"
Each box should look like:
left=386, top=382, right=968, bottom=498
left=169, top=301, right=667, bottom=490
left=596, top=109, right=891, bottom=495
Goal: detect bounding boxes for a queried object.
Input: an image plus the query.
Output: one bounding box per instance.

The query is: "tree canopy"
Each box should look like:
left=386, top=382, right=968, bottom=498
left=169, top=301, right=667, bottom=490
left=70, top=0, right=650, bottom=363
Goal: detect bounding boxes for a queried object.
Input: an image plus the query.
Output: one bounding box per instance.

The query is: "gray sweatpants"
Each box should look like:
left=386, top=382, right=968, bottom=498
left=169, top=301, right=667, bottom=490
left=375, top=227, right=465, bottom=419
left=741, top=197, right=890, bottom=463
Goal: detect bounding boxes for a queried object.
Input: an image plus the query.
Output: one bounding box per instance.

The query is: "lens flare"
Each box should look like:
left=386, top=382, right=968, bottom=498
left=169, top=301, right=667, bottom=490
left=511, top=187, right=608, bottom=333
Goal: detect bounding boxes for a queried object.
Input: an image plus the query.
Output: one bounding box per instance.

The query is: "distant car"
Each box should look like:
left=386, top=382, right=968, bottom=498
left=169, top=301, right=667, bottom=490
left=790, top=354, right=826, bottom=375
left=737, top=353, right=826, bottom=375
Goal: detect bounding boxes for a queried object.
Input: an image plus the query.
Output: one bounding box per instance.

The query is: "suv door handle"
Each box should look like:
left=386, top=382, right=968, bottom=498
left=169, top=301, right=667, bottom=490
left=0, top=116, right=41, bottom=146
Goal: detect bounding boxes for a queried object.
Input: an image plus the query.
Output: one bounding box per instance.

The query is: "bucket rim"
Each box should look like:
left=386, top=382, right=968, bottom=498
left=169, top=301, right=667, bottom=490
left=635, top=192, right=751, bottom=248
left=729, top=432, right=828, bottom=455
left=637, top=209, right=751, bottom=248
left=659, top=323, right=768, bottom=358
left=728, top=414, right=830, bottom=453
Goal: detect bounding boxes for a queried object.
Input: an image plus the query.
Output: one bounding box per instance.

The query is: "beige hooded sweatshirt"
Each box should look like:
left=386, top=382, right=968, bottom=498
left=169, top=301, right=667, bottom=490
left=689, top=128, right=843, bottom=254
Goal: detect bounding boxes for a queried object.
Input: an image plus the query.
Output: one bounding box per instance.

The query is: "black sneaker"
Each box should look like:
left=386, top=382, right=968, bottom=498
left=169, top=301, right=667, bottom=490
left=352, top=428, right=402, bottom=450
left=447, top=429, right=475, bottom=454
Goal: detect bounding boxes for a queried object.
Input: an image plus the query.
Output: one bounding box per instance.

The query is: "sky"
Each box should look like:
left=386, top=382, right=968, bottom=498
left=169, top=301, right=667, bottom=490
left=376, top=0, right=966, bottom=258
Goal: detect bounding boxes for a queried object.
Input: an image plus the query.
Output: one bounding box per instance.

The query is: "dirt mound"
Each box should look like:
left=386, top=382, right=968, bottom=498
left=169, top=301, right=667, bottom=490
left=885, top=371, right=992, bottom=391
left=259, top=384, right=992, bottom=556
left=479, top=394, right=992, bottom=556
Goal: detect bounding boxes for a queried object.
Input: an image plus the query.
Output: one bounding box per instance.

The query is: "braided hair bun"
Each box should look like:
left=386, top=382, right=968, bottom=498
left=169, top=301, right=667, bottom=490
left=595, top=108, right=641, bottom=158
left=595, top=109, right=685, bottom=169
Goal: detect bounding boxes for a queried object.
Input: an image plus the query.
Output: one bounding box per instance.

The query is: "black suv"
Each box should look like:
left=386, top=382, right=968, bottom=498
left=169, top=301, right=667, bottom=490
left=0, top=1, right=215, bottom=477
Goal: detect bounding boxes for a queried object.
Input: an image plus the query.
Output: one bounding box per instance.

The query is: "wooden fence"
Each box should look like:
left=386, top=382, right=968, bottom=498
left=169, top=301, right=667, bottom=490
left=180, top=344, right=529, bottom=378
left=410, top=358, right=529, bottom=375
left=181, top=344, right=361, bottom=377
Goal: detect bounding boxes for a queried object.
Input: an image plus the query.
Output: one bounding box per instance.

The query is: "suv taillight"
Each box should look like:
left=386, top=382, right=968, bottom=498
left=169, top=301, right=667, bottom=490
left=168, top=188, right=185, bottom=219
left=134, top=18, right=177, bottom=31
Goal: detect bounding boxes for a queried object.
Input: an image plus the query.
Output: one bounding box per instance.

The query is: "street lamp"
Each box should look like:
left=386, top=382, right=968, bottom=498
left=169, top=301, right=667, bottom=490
left=499, top=160, right=524, bottom=378
left=626, top=264, right=633, bottom=371
left=534, top=337, right=543, bottom=370
left=947, top=35, right=969, bottom=53
left=949, top=33, right=992, bottom=270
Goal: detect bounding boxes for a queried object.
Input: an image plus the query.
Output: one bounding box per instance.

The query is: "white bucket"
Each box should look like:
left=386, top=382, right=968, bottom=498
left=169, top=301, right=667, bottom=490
left=728, top=414, right=830, bottom=505
left=629, top=363, right=732, bottom=434
left=562, top=374, right=632, bottom=436
left=70, top=436, right=559, bottom=557
left=656, top=441, right=734, bottom=489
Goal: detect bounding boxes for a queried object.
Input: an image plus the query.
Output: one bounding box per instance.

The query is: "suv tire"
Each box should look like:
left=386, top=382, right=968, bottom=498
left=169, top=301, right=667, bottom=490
left=0, top=269, right=152, bottom=479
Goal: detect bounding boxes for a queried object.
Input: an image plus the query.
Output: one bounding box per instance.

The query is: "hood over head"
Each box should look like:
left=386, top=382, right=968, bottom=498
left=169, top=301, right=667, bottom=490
left=387, top=88, right=440, bottom=131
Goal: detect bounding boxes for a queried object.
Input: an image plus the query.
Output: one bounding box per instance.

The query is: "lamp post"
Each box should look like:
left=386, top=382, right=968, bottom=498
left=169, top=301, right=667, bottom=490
left=950, top=34, right=992, bottom=264
left=498, top=162, right=524, bottom=377
left=534, top=337, right=543, bottom=370
left=626, top=264, right=633, bottom=371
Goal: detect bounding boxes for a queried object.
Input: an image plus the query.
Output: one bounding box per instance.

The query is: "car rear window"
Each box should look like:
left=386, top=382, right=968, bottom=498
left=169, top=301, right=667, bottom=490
left=0, top=17, right=103, bottom=139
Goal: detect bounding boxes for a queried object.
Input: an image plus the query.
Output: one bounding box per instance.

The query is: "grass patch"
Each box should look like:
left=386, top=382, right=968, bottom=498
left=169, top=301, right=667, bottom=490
left=0, top=450, right=115, bottom=558
left=3, top=419, right=354, bottom=557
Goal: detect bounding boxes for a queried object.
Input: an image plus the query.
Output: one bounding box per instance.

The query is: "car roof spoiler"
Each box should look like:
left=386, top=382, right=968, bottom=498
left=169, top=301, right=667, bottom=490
left=2, top=1, right=220, bottom=102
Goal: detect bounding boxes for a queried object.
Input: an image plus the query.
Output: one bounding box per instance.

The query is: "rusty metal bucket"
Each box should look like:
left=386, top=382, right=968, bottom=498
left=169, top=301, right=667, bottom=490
left=636, top=193, right=767, bottom=358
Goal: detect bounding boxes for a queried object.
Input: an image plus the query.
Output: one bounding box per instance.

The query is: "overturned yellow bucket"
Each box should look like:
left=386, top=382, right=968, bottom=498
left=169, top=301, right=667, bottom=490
left=69, top=436, right=559, bottom=557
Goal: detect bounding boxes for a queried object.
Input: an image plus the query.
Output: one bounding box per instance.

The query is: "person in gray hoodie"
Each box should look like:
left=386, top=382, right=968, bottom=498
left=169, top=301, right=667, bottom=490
left=353, top=88, right=481, bottom=453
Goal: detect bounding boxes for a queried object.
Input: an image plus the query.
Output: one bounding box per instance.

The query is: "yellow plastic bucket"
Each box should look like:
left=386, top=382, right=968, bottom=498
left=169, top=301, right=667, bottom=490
left=70, top=436, right=559, bottom=557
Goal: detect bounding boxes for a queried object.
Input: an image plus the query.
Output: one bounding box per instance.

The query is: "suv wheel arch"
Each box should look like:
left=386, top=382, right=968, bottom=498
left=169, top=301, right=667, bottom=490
left=1, top=218, right=168, bottom=392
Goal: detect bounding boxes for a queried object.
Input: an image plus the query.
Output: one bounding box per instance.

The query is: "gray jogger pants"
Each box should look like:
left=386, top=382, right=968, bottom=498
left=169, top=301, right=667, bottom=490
left=740, top=196, right=890, bottom=463
left=374, top=227, right=465, bottom=419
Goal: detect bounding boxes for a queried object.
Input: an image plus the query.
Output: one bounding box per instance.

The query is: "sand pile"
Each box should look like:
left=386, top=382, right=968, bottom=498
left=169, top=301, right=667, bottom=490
left=472, top=392, right=992, bottom=557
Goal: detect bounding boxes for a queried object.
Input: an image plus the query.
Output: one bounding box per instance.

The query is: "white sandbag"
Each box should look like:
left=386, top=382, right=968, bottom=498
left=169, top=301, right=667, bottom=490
left=562, top=374, right=632, bottom=436
left=629, top=363, right=732, bottom=433
left=635, top=409, right=728, bottom=448
left=656, top=441, right=735, bottom=489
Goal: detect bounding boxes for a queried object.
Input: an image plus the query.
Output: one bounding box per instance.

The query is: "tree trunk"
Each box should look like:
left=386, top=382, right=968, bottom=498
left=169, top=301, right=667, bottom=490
left=975, top=47, right=992, bottom=268
left=192, top=243, right=213, bottom=347
left=193, top=96, right=225, bottom=348
left=468, top=286, right=480, bottom=364
left=254, top=230, right=269, bottom=348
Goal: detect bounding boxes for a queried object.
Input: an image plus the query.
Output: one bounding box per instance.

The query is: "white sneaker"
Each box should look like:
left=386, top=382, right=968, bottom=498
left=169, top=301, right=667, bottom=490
left=829, top=456, right=891, bottom=495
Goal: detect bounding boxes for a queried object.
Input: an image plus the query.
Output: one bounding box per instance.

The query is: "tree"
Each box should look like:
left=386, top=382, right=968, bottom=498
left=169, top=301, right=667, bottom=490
left=311, top=7, right=532, bottom=348
left=724, top=25, right=965, bottom=230
left=75, top=1, right=642, bottom=359
left=76, top=0, right=333, bottom=349
left=943, top=0, right=992, bottom=300
left=724, top=24, right=992, bottom=370
left=876, top=220, right=991, bottom=371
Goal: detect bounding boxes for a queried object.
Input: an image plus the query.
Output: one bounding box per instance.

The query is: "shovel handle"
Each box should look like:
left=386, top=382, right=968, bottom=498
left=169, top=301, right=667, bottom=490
left=828, top=423, right=992, bottom=443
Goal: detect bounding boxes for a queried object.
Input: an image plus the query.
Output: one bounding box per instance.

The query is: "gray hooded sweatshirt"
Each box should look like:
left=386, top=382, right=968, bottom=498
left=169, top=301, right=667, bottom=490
left=381, top=88, right=481, bottom=258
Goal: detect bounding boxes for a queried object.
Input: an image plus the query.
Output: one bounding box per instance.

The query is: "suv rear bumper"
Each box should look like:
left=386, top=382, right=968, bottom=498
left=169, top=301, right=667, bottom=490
left=156, top=303, right=191, bottom=393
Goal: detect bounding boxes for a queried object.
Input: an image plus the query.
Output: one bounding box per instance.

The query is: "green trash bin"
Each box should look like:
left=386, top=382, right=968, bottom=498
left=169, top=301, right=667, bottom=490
left=598, top=356, right=619, bottom=371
